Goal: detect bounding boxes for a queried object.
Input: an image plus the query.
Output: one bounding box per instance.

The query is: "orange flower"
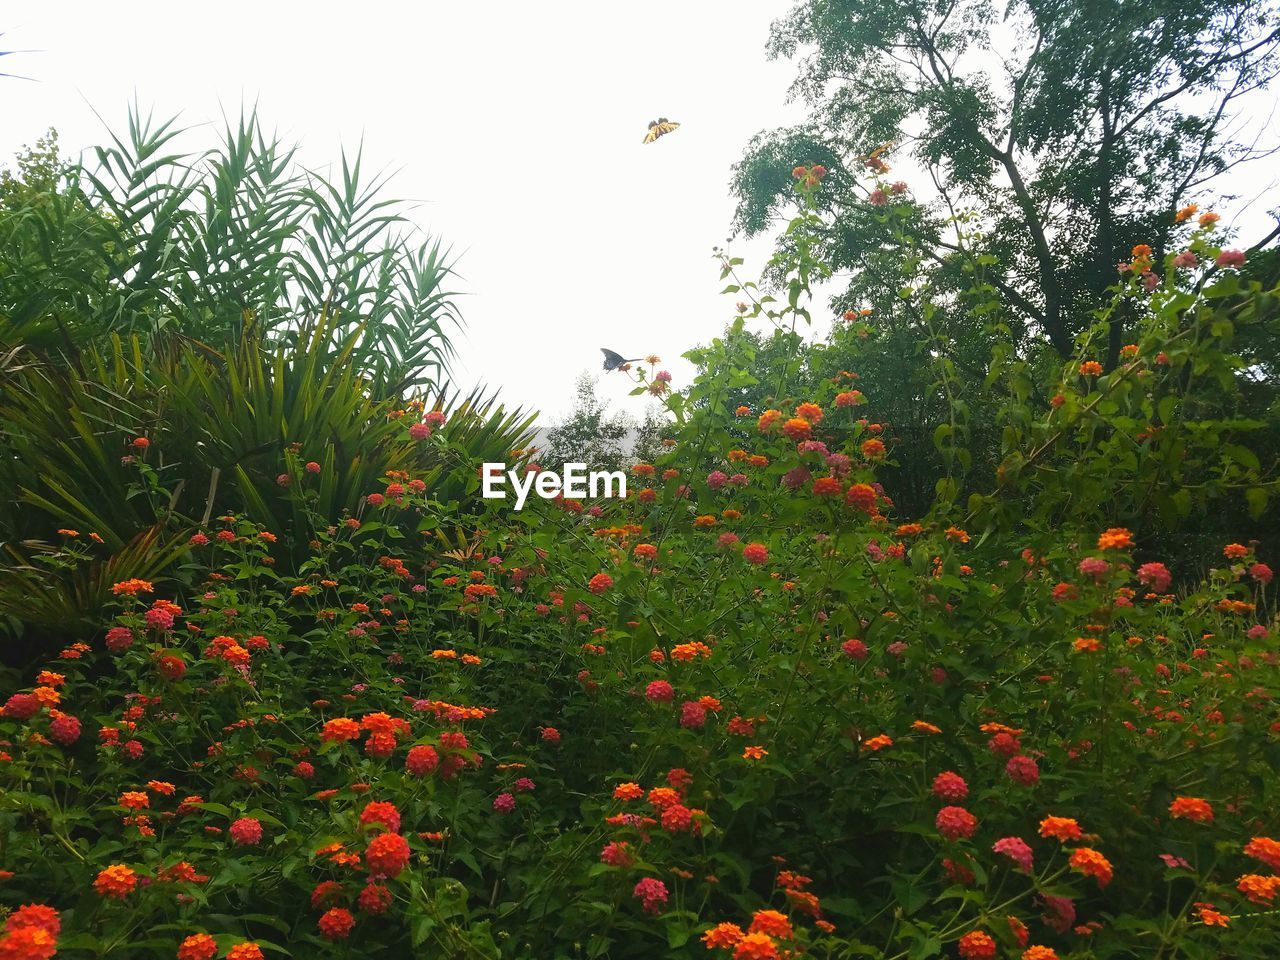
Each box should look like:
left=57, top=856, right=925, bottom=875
left=794, top=402, right=823, bottom=424
left=1069, top=848, right=1113, bottom=887
left=110, top=579, right=153, bottom=596
left=320, top=718, right=361, bottom=743
left=118, top=791, right=149, bottom=810
left=227, top=944, right=266, bottom=960
left=749, top=910, right=792, bottom=939
left=912, top=720, right=942, bottom=735
left=1194, top=902, right=1229, bottom=926
left=94, top=863, right=138, bottom=898
left=861, top=438, right=886, bottom=459
left=1038, top=816, right=1083, bottom=842
left=757, top=410, right=782, bottom=432
left=743, top=745, right=768, bottom=760
left=1073, top=637, right=1101, bottom=653
left=1237, top=874, right=1280, bottom=905
left=1244, top=836, right=1280, bottom=870
left=1097, top=527, right=1133, bottom=550
left=1169, top=796, right=1213, bottom=823
left=782, top=418, right=812, bottom=441
left=1223, top=542, right=1249, bottom=559
left=1021, top=948, right=1060, bottom=960
left=732, top=932, right=779, bottom=960
left=613, top=783, right=643, bottom=801
left=863, top=734, right=893, bottom=751
left=702, top=922, right=745, bottom=949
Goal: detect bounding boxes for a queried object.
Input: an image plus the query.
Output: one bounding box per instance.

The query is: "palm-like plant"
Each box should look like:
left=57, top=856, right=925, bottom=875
left=0, top=111, right=537, bottom=652
left=2, top=107, right=459, bottom=392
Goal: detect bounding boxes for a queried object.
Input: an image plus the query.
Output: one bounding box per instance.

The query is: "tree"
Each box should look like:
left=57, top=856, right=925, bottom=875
left=733, top=0, right=1280, bottom=366
left=543, top=373, right=668, bottom=471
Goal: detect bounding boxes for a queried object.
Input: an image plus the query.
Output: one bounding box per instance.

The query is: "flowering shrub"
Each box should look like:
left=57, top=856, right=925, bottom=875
left=1, top=172, right=1279, bottom=959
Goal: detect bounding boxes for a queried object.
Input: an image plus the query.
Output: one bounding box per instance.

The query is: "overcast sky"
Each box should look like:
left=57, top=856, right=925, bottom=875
left=4, top=2, right=1278, bottom=427
left=1, top=1, right=804, bottom=423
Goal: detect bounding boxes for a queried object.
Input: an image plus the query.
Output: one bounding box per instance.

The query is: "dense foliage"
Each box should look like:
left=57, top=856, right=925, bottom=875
left=1, top=167, right=1277, bottom=960
left=0, top=122, right=535, bottom=657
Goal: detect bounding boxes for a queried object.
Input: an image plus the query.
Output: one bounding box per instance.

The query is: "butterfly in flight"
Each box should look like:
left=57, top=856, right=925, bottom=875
left=601, top=348, right=641, bottom=371
left=643, top=118, right=680, bottom=144
left=856, top=140, right=896, bottom=173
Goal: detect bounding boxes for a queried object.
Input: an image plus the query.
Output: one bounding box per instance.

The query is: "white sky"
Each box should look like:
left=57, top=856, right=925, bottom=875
left=1, top=1, right=803, bottom=423
left=4, top=2, right=1277, bottom=426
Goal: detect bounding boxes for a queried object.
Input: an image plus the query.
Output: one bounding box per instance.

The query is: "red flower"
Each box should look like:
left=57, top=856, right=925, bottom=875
left=958, top=931, right=997, bottom=960
left=936, top=806, right=978, bottom=841
left=406, top=744, right=440, bottom=776
left=318, top=908, right=355, bottom=941
left=742, top=543, right=768, bottom=565
left=587, top=573, right=613, bottom=595
left=0, top=926, right=58, bottom=960
left=365, top=833, right=411, bottom=878
left=4, top=905, right=59, bottom=940
left=359, top=801, right=401, bottom=833
left=841, top=637, right=868, bottom=660
left=229, top=817, right=263, bottom=846
left=358, top=883, right=392, bottom=914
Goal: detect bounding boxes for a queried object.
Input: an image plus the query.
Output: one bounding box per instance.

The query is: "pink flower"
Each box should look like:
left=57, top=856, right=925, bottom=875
left=1216, top=249, right=1245, bottom=269
left=707, top=470, right=728, bottom=490
left=1137, top=562, right=1172, bottom=592
left=841, top=638, right=868, bottom=661
left=1249, top=562, right=1273, bottom=584
left=932, top=771, right=969, bottom=802
left=1040, top=894, right=1076, bottom=933
left=600, top=841, right=635, bottom=867
left=1078, top=556, right=1109, bottom=580
left=1005, top=755, right=1040, bottom=786
left=1173, top=251, right=1197, bottom=269
left=645, top=680, right=675, bottom=703
left=633, top=877, right=668, bottom=914
left=869, top=189, right=888, bottom=206
left=493, top=792, right=516, bottom=813
left=993, top=836, right=1034, bottom=872
left=680, top=700, right=707, bottom=729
